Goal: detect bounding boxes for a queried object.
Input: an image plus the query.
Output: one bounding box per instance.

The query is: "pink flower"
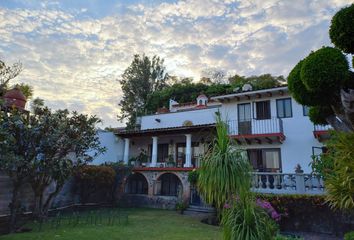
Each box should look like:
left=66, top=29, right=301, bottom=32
left=223, top=203, right=231, bottom=209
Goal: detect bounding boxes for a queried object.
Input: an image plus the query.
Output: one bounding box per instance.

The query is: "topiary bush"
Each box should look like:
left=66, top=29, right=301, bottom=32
left=287, top=60, right=322, bottom=106
left=308, top=106, right=334, bottom=125
left=345, top=231, right=354, bottom=240
left=329, top=4, right=354, bottom=54
left=300, top=47, right=349, bottom=103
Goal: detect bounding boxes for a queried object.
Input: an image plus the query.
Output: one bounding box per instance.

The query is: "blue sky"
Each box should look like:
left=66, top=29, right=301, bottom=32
left=0, top=0, right=352, bottom=127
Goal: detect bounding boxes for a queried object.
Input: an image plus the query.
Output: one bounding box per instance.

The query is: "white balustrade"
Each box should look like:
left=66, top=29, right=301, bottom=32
left=251, top=172, right=325, bottom=195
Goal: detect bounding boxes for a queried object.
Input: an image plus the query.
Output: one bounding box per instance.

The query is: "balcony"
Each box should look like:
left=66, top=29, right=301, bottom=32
left=313, top=125, right=332, bottom=142
left=227, top=118, right=285, bottom=144
left=130, top=154, right=203, bottom=171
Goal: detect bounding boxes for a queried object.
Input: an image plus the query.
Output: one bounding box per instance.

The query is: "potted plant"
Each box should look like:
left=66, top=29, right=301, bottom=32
left=175, top=201, right=187, bottom=214
left=167, top=155, right=175, bottom=167
left=295, top=164, right=304, bottom=174
left=136, top=149, right=149, bottom=167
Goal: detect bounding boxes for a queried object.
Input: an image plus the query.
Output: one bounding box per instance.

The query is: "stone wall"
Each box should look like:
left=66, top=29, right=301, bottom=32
left=0, top=173, right=78, bottom=216
left=0, top=173, right=34, bottom=216
left=120, top=194, right=178, bottom=209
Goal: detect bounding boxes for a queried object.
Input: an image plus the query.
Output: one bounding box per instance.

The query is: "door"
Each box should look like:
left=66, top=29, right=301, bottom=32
left=238, top=103, right=252, bottom=134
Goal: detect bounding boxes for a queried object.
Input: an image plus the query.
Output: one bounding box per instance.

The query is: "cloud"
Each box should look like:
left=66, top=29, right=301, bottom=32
left=0, top=0, right=352, bottom=127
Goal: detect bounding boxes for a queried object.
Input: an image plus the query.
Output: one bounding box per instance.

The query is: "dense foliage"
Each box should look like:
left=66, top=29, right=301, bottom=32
left=145, top=74, right=285, bottom=115
left=0, top=104, right=104, bottom=228
left=319, top=131, right=354, bottom=209
left=118, top=54, right=168, bottom=128
left=76, top=165, right=116, bottom=203
left=222, top=198, right=277, bottom=240
left=329, top=4, right=354, bottom=54
left=345, top=231, right=354, bottom=240
left=0, top=60, right=33, bottom=99
left=198, top=114, right=251, bottom=211
left=146, top=82, right=232, bottom=114
left=198, top=115, right=277, bottom=240
left=188, top=169, right=199, bottom=186
left=287, top=4, right=354, bottom=131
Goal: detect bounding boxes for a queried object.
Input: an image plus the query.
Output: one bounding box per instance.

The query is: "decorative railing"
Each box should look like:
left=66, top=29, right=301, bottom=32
left=227, top=118, right=283, bottom=136
left=314, top=124, right=332, bottom=132
left=251, top=172, right=325, bottom=195
left=130, top=154, right=203, bottom=168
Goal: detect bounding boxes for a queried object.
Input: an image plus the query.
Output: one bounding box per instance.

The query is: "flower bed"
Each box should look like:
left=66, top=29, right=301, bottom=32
left=258, top=194, right=354, bottom=237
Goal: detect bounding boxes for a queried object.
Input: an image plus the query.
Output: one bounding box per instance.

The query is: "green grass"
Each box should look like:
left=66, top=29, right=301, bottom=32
left=0, top=208, right=221, bottom=240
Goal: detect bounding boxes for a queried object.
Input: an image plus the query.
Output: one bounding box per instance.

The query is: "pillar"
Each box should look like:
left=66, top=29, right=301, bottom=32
left=123, top=138, right=130, bottom=164
left=184, top=134, right=192, bottom=167
left=151, top=136, right=158, bottom=167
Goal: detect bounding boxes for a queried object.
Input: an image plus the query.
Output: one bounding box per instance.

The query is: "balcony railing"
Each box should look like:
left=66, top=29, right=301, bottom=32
left=314, top=124, right=332, bottom=132
left=227, top=118, right=283, bottom=136
left=130, top=154, right=204, bottom=168
left=251, top=172, right=325, bottom=195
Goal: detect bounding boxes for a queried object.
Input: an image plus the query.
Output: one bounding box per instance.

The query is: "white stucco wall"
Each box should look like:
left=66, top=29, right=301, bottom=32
left=140, top=107, right=219, bottom=130
left=91, top=130, right=125, bottom=165
left=219, top=94, right=324, bottom=173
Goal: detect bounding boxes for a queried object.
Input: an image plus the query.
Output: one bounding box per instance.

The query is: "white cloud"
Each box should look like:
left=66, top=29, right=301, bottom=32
left=0, top=0, right=352, bottom=127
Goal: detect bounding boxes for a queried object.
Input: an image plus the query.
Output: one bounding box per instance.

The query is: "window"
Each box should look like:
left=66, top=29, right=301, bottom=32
left=159, top=173, right=181, bottom=196
left=303, top=106, right=310, bottom=116
left=126, top=173, right=148, bottom=194
left=255, top=101, right=271, bottom=120
left=247, top=148, right=281, bottom=172
left=276, top=98, right=292, bottom=118
left=148, top=144, right=169, bottom=162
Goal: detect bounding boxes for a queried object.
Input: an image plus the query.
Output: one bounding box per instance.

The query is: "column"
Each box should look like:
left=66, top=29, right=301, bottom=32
left=151, top=136, right=158, bottom=167
left=123, top=138, right=130, bottom=165
left=184, top=134, right=192, bottom=167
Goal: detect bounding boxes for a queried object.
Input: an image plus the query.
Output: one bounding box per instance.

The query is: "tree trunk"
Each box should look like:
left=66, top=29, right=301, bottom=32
left=341, top=88, right=354, bottom=131
left=33, top=187, right=45, bottom=220
left=42, top=182, right=63, bottom=217
left=9, top=182, right=21, bottom=233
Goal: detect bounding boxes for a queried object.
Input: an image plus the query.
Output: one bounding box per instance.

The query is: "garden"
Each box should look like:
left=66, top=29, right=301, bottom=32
left=0, top=208, right=221, bottom=240
left=1, top=3, right=354, bottom=240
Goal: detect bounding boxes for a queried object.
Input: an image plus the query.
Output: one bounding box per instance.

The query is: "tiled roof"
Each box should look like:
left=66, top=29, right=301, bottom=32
left=115, top=123, right=216, bottom=137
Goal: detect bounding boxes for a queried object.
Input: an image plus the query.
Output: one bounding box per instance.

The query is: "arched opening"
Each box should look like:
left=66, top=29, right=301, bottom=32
left=158, top=173, right=182, bottom=196
left=125, top=173, right=148, bottom=194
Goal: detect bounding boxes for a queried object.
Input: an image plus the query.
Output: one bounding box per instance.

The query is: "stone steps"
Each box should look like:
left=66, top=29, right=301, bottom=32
left=185, top=205, right=215, bottom=214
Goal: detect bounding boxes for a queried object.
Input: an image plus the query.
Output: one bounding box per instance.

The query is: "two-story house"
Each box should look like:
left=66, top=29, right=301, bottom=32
left=116, top=85, right=329, bottom=208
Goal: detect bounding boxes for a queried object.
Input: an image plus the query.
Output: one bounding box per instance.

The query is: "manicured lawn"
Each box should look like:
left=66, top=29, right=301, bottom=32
left=0, top=208, right=221, bottom=240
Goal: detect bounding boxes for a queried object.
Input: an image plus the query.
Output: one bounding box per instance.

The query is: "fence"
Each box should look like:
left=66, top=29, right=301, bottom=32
left=227, top=118, right=283, bottom=136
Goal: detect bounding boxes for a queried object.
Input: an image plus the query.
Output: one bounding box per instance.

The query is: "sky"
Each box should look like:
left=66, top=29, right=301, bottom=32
left=0, top=0, right=352, bottom=128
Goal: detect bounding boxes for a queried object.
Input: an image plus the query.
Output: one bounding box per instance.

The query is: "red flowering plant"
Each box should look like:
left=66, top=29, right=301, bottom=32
left=256, top=199, right=283, bottom=222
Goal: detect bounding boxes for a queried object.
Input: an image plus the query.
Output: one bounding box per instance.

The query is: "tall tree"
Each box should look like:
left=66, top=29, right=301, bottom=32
left=0, top=104, right=104, bottom=228
left=0, top=60, right=22, bottom=95
left=287, top=4, right=354, bottom=131
left=228, top=73, right=286, bottom=90
left=118, top=54, right=169, bottom=128
left=0, top=60, right=33, bottom=99
left=201, top=68, right=227, bottom=84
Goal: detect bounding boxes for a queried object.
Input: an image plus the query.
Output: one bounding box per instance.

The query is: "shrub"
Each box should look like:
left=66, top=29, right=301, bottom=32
left=329, top=4, right=354, bottom=54
left=76, top=165, right=116, bottom=203
left=188, top=169, right=199, bottom=185
left=222, top=196, right=278, bottom=240
left=345, top=231, right=354, bottom=240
